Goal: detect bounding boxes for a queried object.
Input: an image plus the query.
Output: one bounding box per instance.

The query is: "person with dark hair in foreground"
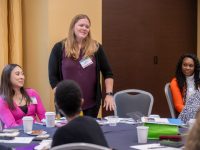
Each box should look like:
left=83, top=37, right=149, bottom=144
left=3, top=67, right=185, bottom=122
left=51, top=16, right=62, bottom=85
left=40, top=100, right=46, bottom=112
left=51, top=80, right=109, bottom=148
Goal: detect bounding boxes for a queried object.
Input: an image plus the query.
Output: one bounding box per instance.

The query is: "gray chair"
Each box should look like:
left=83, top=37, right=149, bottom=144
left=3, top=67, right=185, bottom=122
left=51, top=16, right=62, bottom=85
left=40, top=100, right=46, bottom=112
left=114, top=89, right=154, bottom=118
left=50, top=143, right=110, bottom=150
left=164, top=82, right=176, bottom=118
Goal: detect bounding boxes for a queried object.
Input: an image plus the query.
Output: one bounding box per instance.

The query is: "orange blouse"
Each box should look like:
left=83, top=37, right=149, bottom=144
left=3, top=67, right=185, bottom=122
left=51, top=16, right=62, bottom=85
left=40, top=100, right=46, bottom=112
left=170, top=78, right=185, bottom=113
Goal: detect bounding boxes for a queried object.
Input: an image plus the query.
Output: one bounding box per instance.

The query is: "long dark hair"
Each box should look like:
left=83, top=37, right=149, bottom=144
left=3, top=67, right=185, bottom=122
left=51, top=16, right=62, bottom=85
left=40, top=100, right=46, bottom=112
left=0, top=64, right=31, bottom=109
left=175, top=53, right=200, bottom=98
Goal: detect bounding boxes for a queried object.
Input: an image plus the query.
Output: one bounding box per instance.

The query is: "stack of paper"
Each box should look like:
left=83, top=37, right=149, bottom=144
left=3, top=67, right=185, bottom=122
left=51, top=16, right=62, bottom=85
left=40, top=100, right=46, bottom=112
left=0, top=129, right=20, bottom=137
left=141, top=117, right=184, bottom=126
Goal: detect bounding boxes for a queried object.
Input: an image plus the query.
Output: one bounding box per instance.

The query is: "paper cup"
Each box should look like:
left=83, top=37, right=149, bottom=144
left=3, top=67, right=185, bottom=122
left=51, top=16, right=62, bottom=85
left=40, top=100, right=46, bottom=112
left=45, top=112, right=55, bottom=127
left=22, top=116, right=33, bottom=133
left=107, top=116, right=119, bottom=126
left=136, top=126, right=149, bottom=143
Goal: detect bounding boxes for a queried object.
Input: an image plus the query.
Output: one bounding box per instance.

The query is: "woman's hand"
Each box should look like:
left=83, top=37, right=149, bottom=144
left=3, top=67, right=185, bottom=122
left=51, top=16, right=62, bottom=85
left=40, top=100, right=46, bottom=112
left=103, top=95, right=116, bottom=111
left=104, top=78, right=115, bottom=111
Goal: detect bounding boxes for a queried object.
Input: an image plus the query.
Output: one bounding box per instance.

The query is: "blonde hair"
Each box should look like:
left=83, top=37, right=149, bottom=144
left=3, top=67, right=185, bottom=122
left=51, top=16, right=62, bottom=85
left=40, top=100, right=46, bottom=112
left=65, top=14, right=98, bottom=59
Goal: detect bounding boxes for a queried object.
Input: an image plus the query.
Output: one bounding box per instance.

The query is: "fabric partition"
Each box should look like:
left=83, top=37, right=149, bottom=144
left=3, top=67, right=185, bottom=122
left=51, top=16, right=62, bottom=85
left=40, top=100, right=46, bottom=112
left=0, top=0, right=23, bottom=72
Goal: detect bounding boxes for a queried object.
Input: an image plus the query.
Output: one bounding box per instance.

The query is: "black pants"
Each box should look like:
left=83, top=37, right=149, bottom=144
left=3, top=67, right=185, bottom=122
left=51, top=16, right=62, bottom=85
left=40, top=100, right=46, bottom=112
left=83, top=105, right=100, bottom=118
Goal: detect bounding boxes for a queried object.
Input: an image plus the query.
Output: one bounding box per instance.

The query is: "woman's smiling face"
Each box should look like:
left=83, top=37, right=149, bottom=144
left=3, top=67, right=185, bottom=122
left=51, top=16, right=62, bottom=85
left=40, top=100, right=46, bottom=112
left=74, top=18, right=90, bottom=41
left=10, top=66, right=25, bottom=88
left=182, top=57, right=195, bottom=77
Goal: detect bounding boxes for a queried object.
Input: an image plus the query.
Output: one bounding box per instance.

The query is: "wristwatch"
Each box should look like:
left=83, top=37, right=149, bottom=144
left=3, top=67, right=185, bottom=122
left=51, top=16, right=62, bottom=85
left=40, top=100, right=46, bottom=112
left=106, top=92, right=114, bottom=96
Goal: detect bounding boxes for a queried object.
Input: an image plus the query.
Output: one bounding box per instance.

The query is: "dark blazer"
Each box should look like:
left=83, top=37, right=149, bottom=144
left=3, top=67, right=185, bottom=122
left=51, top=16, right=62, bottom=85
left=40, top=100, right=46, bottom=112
left=51, top=116, right=109, bottom=147
left=48, top=40, right=113, bottom=106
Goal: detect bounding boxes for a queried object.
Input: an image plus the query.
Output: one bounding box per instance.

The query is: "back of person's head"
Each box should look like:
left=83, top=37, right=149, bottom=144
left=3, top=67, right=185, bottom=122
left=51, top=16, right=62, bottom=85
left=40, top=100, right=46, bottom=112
left=55, top=80, right=82, bottom=117
left=185, top=109, right=200, bottom=150
left=175, top=53, right=200, bottom=91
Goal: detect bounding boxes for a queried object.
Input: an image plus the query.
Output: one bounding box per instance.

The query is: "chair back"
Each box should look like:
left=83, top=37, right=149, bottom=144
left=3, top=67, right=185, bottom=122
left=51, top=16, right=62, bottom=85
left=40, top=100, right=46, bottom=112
left=50, top=143, right=110, bottom=150
left=164, top=83, right=176, bottom=118
left=114, top=89, right=154, bottom=118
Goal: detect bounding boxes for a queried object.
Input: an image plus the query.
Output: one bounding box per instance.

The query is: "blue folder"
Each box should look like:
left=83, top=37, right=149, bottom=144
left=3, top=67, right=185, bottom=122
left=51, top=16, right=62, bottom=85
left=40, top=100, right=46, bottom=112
left=168, top=118, right=184, bottom=126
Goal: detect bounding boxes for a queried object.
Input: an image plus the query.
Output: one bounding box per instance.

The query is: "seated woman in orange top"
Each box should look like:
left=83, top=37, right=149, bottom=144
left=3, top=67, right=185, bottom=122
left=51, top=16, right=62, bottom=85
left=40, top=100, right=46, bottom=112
left=170, top=53, right=200, bottom=113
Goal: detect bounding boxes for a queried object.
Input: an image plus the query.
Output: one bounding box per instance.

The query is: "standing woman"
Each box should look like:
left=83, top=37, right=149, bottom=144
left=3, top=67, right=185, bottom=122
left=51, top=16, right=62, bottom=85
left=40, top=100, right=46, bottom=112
left=0, top=64, right=46, bottom=128
left=48, top=14, right=115, bottom=117
left=170, top=53, right=200, bottom=120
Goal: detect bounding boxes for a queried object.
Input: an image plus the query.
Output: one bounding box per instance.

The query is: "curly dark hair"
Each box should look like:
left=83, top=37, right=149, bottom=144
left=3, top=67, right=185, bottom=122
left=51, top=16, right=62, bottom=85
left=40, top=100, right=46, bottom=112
left=175, top=53, right=200, bottom=98
left=55, top=80, right=82, bottom=117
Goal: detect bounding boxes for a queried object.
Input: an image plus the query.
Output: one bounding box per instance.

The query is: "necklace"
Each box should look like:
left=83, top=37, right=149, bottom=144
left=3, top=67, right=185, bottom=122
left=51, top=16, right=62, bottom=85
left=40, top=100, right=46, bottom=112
left=19, top=96, right=23, bottom=105
left=14, top=95, right=23, bottom=105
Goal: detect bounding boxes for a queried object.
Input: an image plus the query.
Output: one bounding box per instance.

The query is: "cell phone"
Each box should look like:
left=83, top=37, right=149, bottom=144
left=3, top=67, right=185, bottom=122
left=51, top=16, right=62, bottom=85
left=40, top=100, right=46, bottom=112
left=160, top=140, right=183, bottom=148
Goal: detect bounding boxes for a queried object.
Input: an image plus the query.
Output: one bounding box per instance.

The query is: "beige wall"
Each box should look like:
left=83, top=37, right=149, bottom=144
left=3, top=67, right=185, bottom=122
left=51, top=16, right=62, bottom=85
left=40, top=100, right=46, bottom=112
left=22, top=0, right=102, bottom=111
left=22, top=0, right=49, bottom=109
left=48, top=0, right=102, bottom=50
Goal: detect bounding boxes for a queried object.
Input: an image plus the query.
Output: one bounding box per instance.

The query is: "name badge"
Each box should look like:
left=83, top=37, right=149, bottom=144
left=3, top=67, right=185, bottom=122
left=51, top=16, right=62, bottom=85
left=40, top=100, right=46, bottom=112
left=31, top=97, right=38, bottom=104
left=79, top=57, right=93, bottom=69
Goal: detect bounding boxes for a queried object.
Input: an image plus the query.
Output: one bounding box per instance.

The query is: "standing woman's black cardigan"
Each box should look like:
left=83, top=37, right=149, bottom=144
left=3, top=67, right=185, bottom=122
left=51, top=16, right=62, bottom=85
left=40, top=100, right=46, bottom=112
left=48, top=40, right=113, bottom=107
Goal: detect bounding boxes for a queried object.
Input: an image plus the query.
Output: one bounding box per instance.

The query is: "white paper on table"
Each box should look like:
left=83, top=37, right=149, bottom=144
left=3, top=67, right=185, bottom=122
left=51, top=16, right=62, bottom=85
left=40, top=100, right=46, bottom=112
left=97, top=118, right=136, bottom=125
left=118, top=118, right=136, bottom=124
left=130, top=143, right=182, bottom=150
left=34, top=139, right=52, bottom=150
left=154, top=118, right=169, bottom=124
left=0, top=131, right=19, bottom=137
left=141, top=117, right=169, bottom=124
left=0, top=137, right=34, bottom=143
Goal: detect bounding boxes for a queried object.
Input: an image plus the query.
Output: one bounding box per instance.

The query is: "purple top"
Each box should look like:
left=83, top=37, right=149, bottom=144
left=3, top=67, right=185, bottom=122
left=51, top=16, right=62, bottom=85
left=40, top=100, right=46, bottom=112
left=0, top=88, right=46, bottom=128
left=62, top=50, right=97, bottom=109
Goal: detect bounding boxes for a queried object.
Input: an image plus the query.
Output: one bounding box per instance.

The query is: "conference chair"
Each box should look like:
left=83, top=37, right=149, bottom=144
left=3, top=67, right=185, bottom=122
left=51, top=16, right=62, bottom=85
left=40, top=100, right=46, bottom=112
left=164, top=82, right=176, bottom=118
left=50, top=143, right=110, bottom=150
left=114, top=89, right=154, bottom=118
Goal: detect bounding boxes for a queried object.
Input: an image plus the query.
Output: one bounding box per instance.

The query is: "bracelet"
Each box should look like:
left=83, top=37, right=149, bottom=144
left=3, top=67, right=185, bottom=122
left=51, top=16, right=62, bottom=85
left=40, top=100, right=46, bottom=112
left=106, top=92, right=113, bottom=96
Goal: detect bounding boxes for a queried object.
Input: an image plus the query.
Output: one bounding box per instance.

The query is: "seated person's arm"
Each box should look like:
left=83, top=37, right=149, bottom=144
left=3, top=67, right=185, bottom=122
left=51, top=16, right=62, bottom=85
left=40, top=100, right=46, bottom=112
left=170, top=78, right=184, bottom=113
left=31, top=89, right=46, bottom=121
left=0, top=98, right=19, bottom=128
